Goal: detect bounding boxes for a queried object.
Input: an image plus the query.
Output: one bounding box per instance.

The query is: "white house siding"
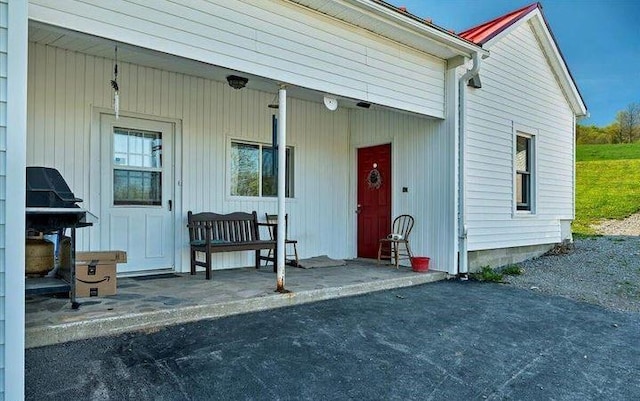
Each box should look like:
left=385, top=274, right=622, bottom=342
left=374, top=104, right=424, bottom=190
left=27, top=42, right=354, bottom=270
left=465, top=22, right=574, bottom=251
left=349, top=109, right=455, bottom=273
left=29, top=0, right=446, bottom=118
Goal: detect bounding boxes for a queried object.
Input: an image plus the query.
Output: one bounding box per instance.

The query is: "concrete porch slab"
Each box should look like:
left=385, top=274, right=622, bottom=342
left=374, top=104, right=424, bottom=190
left=26, top=260, right=447, bottom=348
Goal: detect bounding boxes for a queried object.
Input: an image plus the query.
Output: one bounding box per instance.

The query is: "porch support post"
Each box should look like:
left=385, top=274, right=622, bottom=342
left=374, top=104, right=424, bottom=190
left=5, top=0, right=28, bottom=399
left=276, top=85, right=287, bottom=292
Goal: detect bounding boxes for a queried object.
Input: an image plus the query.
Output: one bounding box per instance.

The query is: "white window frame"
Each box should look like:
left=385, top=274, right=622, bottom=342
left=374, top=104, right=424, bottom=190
left=228, top=138, right=295, bottom=199
left=112, top=127, right=164, bottom=207
left=513, top=124, right=538, bottom=216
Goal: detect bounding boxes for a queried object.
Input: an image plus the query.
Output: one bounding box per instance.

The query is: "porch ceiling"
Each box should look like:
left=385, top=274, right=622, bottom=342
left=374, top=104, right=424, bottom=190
left=28, top=21, right=405, bottom=113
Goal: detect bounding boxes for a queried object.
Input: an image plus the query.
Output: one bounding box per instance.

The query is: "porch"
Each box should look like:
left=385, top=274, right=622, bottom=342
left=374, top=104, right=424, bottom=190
left=26, top=19, right=459, bottom=279
left=26, top=261, right=447, bottom=348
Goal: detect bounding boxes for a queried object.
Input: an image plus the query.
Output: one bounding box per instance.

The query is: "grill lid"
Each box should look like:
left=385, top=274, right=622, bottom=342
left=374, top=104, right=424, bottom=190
left=26, top=167, right=83, bottom=208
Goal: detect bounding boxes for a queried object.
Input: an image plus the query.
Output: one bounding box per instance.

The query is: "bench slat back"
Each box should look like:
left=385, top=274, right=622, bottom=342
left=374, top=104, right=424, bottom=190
left=188, top=211, right=261, bottom=243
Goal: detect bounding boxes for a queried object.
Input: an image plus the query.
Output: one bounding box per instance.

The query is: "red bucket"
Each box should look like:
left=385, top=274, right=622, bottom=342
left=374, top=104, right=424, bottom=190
left=411, top=257, right=430, bottom=272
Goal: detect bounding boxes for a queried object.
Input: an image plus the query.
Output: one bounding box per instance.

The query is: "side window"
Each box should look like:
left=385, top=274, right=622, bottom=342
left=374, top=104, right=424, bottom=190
left=515, top=133, right=534, bottom=212
left=230, top=140, right=294, bottom=198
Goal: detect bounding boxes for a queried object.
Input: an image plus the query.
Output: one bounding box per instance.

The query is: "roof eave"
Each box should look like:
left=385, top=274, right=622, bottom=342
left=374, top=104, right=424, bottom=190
left=289, top=0, right=488, bottom=60
left=359, top=0, right=488, bottom=58
left=528, top=10, right=587, bottom=116
left=477, top=8, right=586, bottom=116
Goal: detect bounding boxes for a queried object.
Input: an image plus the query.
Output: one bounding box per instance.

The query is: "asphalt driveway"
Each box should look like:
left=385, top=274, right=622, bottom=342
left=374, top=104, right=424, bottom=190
left=26, top=281, right=640, bottom=400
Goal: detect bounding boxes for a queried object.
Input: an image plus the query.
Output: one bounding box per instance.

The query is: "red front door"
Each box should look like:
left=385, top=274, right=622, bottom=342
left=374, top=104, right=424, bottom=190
left=357, top=144, right=391, bottom=258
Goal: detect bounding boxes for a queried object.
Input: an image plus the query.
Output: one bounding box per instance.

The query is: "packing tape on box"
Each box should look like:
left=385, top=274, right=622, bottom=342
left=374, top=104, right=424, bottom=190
left=76, top=276, right=111, bottom=285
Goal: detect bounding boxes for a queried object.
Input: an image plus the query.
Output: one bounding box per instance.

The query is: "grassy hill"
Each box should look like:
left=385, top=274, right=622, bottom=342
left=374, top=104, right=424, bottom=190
left=574, top=143, right=640, bottom=235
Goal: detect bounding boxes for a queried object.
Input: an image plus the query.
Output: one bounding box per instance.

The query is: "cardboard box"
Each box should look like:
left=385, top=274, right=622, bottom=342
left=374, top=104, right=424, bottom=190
left=76, top=250, right=127, bottom=264
left=74, top=261, right=117, bottom=297
left=59, top=250, right=126, bottom=297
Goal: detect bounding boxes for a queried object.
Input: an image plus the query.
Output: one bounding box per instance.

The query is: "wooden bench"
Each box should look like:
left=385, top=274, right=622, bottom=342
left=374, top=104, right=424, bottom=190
left=187, top=211, right=277, bottom=280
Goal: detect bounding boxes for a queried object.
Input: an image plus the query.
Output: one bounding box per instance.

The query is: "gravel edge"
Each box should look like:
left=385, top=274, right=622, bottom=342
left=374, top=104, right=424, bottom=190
left=501, top=236, right=640, bottom=313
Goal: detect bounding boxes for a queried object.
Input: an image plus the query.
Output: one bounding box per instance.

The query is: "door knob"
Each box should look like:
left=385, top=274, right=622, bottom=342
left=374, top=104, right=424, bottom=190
left=356, top=204, right=362, bottom=214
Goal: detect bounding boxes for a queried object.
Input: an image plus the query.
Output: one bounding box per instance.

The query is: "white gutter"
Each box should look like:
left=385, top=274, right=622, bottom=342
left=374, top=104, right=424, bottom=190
left=457, top=52, right=481, bottom=278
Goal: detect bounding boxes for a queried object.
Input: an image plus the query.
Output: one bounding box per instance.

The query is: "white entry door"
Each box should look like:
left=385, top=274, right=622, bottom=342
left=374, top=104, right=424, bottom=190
left=101, top=114, right=175, bottom=274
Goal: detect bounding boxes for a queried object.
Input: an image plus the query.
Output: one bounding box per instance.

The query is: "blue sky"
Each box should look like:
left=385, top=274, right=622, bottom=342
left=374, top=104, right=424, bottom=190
left=393, top=0, right=639, bottom=127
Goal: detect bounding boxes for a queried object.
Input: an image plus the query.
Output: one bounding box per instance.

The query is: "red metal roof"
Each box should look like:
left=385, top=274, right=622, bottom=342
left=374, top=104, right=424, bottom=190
left=459, top=3, right=540, bottom=45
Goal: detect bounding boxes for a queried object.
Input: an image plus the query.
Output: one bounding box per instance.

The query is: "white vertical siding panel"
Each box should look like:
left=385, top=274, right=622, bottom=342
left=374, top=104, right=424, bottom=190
left=189, top=77, right=202, bottom=212
left=53, top=48, right=65, bottom=176
left=26, top=43, right=35, bottom=165
left=118, top=61, right=131, bottom=113
left=82, top=53, right=95, bottom=248
left=73, top=53, right=85, bottom=195
left=201, top=79, right=212, bottom=210
left=143, top=67, right=154, bottom=115
left=64, top=50, right=76, bottom=186
left=43, top=46, right=55, bottom=166
left=30, top=43, right=46, bottom=164
left=29, top=0, right=445, bottom=118
left=465, top=22, right=574, bottom=250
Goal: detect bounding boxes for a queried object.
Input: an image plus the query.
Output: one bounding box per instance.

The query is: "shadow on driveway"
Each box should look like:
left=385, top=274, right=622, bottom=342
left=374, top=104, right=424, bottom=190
left=26, top=281, right=640, bottom=400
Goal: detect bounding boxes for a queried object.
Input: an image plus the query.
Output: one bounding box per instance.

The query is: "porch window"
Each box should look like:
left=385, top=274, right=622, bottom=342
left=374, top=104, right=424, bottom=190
left=515, top=134, right=534, bottom=211
left=230, top=141, right=294, bottom=197
left=113, top=128, right=162, bottom=205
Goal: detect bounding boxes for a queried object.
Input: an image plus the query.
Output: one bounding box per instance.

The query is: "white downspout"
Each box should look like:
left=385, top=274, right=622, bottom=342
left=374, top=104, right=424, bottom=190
left=457, top=52, right=481, bottom=278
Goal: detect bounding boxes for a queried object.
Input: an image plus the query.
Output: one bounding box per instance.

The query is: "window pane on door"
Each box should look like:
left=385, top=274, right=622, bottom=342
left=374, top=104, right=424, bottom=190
left=113, top=128, right=162, bottom=168
left=112, top=128, right=163, bottom=206
left=113, top=170, right=162, bottom=205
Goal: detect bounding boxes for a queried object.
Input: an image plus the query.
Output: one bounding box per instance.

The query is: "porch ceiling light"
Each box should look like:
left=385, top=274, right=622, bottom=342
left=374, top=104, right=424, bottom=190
left=323, top=95, right=338, bottom=111
left=227, top=75, right=248, bottom=90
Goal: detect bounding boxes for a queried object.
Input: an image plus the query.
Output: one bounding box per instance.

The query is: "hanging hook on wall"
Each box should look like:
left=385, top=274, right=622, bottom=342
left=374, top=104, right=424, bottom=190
left=111, top=45, right=120, bottom=119
left=267, top=92, right=279, bottom=109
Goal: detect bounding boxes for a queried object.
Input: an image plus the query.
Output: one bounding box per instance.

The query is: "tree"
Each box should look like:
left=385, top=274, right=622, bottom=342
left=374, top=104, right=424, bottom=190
left=576, top=124, right=614, bottom=144
left=615, top=102, right=640, bottom=143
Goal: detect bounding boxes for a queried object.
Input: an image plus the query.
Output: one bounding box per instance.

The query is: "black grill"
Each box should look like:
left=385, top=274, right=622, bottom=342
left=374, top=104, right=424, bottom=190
left=27, top=167, right=83, bottom=208
left=25, top=167, right=94, bottom=308
left=25, top=167, right=92, bottom=233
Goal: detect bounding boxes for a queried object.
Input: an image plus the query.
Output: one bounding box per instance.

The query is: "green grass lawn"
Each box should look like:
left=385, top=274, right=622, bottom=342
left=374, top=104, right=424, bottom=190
left=574, top=143, right=640, bottom=235
left=577, top=143, right=640, bottom=162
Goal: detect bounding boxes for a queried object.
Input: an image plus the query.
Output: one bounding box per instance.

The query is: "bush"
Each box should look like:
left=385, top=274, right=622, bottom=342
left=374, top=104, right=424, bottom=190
left=501, top=264, right=524, bottom=276
left=470, top=266, right=504, bottom=283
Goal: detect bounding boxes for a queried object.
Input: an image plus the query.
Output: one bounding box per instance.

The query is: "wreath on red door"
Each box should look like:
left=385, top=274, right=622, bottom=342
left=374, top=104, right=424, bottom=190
left=367, top=168, right=382, bottom=189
